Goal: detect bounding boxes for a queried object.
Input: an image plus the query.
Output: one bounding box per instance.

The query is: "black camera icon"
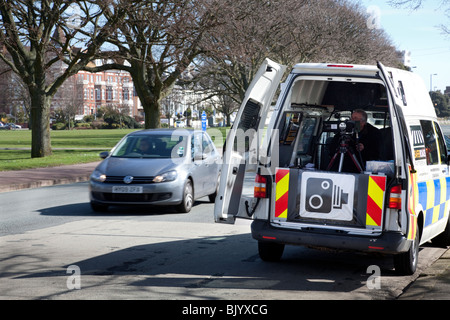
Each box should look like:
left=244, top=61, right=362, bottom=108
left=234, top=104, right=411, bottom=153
left=305, top=178, right=349, bottom=213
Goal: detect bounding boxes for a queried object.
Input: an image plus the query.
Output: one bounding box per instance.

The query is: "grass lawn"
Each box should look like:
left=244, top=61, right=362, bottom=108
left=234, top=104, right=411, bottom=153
left=0, top=128, right=228, bottom=171
left=0, top=129, right=136, bottom=171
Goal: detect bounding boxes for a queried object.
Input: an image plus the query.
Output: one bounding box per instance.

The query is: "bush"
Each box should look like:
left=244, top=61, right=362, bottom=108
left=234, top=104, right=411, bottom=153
left=75, top=122, right=91, bottom=129
left=52, top=122, right=66, bottom=130
left=103, top=113, right=142, bottom=129
left=83, top=115, right=95, bottom=123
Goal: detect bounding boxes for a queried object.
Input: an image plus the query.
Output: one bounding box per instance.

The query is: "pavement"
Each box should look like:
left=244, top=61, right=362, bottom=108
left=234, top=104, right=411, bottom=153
left=0, top=161, right=100, bottom=193
left=0, top=161, right=449, bottom=300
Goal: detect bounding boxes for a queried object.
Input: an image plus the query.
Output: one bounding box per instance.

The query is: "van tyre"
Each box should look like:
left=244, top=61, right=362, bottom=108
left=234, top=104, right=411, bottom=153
left=177, top=180, right=193, bottom=213
left=394, top=231, right=419, bottom=275
left=258, top=241, right=285, bottom=262
left=433, top=216, right=450, bottom=247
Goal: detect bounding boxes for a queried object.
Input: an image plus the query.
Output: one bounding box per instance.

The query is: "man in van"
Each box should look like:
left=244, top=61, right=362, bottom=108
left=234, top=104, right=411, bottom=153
left=351, top=109, right=381, bottom=162
left=329, top=109, right=381, bottom=172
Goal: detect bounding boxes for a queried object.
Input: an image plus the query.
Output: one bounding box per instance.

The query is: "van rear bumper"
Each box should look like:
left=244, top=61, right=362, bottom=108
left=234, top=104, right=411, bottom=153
left=251, top=220, right=411, bottom=254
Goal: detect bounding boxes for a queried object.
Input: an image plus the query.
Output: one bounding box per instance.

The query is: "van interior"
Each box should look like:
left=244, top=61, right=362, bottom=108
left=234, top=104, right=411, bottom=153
left=267, top=78, right=395, bottom=228
left=277, top=79, right=392, bottom=172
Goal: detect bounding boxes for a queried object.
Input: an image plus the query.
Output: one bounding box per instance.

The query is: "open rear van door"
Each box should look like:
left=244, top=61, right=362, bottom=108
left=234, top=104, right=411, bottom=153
left=378, top=62, right=420, bottom=274
left=214, top=58, right=286, bottom=224
left=377, top=61, right=411, bottom=179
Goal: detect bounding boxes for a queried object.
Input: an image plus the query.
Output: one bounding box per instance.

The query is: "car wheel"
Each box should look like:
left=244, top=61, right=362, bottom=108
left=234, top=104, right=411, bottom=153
left=90, top=201, right=109, bottom=212
left=258, top=241, right=285, bottom=262
left=394, top=230, right=419, bottom=275
left=177, top=179, right=193, bottom=213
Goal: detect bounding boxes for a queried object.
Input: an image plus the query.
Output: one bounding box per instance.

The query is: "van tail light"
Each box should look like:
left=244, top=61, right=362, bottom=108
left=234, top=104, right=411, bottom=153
left=254, top=174, right=268, bottom=198
left=388, top=184, right=402, bottom=209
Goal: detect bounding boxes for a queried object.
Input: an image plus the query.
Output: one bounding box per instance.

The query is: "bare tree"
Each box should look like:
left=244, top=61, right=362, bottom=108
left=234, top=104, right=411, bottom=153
left=0, top=60, right=30, bottom=119
left=0, top=0, right=130, bottom=157
left=84, top=0, right=225, bottom=129
left=193, top=0, right=400, bottom=107
left=52, top=75, right=82, bottom=129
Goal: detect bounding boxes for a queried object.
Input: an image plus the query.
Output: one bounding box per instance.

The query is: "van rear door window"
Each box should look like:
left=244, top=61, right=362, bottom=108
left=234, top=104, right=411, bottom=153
left=280, top=113, right=301, bottom=145
left=433, top=122, right=448, bottom=165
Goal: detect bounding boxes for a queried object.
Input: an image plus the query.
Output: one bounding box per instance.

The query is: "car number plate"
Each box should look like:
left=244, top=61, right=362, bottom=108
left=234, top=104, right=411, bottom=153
left=112, top=186, right=143, bottom=194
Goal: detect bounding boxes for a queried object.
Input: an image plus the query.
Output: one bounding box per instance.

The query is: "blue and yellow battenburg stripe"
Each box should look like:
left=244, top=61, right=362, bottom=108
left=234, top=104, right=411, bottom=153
left=416, top=175, right=450, bottom=228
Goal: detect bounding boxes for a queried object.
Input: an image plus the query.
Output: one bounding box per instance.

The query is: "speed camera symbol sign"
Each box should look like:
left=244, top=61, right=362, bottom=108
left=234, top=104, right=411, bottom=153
left=300, top=172, right=355, bottom=221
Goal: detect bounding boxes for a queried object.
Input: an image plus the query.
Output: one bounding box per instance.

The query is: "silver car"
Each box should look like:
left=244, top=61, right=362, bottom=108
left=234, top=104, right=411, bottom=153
left=89, top=129, right=221, bottom=213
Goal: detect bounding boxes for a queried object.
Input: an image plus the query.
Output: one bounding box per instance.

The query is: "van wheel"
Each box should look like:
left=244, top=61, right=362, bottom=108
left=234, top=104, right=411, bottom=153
left=258, top=241, right=285, bottom=262
left=177, top=180, right=193, bottom=213
left=433, top=216, right=450, bottom=247
left=394, top=231, right=419, bottom=275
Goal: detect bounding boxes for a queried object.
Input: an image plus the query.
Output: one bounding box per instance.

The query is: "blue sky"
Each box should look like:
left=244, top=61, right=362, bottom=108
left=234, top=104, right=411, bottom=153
left=358, top=0, right=450, bottom=92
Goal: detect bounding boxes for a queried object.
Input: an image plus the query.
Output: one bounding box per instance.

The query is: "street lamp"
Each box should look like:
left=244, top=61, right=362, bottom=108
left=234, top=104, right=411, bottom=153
left=430, top=73, right=437, bottom=92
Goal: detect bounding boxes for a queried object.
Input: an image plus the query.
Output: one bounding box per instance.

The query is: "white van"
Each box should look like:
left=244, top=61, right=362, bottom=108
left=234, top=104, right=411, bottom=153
left=214, top=59, right=450, bottom=275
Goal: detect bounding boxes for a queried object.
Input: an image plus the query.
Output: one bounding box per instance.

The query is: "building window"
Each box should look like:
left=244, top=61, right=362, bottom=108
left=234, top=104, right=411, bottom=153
left=107, top=87, right=113, bottom=100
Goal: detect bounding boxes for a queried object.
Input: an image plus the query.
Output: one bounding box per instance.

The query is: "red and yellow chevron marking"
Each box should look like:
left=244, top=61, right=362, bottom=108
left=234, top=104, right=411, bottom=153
left=275, top=168, right=289, bottom=218
left=407, top=166, right=418, bottom=240
left=366, top=175, right=386, bottom=227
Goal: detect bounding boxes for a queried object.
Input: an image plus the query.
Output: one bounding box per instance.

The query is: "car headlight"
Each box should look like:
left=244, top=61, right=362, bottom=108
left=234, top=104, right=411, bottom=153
left=153, top=170, right=177, bottom=183
left=90, top=170, right=106, bottom=182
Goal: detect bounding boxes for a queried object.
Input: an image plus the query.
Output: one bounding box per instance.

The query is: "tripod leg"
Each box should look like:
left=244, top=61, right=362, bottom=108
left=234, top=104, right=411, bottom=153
left=347, top=150, right=363, bottom=173
left=327, top=151, right=339, bottom=171
left=338, top=152, right=345, bottom=172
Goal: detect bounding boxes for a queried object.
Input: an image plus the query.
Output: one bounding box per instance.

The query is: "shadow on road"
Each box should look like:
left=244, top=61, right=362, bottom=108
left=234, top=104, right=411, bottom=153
left=37, top=199, right=211, bottom=217
left=12, top=231, right=398, bottom=298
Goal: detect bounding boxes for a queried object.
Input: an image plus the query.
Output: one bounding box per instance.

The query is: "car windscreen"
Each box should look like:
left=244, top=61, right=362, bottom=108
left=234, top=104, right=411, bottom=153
left=111, top=134, right=188, bottom=158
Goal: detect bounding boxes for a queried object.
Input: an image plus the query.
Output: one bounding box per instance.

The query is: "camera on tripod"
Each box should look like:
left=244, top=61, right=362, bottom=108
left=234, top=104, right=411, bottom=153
left=324, top=119, right=363, bottom=173
left=323, top=119, right=360, bottom=136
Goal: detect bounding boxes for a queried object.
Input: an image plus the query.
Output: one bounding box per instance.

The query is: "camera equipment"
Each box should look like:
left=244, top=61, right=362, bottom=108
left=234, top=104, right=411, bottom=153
left=323, top=120, right=360, bottom=135
left=325, top=120, right=363, bottom=173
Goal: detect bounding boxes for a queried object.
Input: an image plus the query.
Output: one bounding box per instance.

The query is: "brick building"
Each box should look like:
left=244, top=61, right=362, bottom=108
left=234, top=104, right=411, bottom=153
left=60, top=59, right=141, bottom=118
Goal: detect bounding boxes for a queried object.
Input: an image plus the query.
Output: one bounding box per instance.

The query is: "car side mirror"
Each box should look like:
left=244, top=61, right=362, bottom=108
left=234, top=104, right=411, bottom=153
left=99, top=151, right=110, bottom=159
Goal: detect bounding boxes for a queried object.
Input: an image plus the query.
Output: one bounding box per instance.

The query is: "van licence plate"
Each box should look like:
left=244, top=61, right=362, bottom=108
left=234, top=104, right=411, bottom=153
left=112, top=186, right=143, bottom=194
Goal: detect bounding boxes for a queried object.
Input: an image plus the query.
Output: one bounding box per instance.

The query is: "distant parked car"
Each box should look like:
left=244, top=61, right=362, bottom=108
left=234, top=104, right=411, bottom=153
left=175, top=120, right=185, bottom=128
left=6, top=123, right=21, bottom=129
left=89, top=129, right=221, bottom=213
left=0, top=122, right=13, bottom=130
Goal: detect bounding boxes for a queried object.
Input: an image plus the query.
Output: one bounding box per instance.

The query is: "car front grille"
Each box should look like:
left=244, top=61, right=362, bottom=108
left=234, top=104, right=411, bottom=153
left=92, top=192, right=172, bottom=203
left=103, top=176, right=155, bottom=184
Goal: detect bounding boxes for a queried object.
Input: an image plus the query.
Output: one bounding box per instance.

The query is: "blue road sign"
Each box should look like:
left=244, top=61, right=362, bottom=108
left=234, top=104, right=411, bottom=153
left=201, top=111, right=207, bottom=131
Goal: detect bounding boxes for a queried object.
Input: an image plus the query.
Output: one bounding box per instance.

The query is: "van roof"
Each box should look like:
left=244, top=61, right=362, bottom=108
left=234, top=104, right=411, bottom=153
left=292, top=63, right=379, bottom=77
left=291, top=63, right=436, bottom=119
